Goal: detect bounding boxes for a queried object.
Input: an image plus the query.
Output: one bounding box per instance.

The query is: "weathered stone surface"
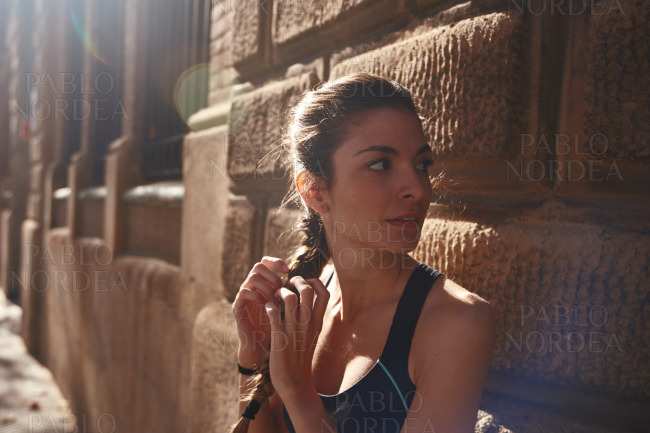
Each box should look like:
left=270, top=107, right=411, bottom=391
left=78, top=198, right=104, bottom=238
left=582, top=1, right=650, bottom=160
left=413, top=201, right=650, bottom=403
left=263, top=202, right=302, bottom=262
left=231, top=0, right=262, bottom=66
left=272, top=0, right=408, bottom=65
left=181, top=128, right=230, bottom=313
left=228, top=71, right=319, bottom=182
left=124, top=203, right=182, bottom=265
left=191, top=302, right=240, bottom=433
left=42, top=230, right=188, bottom=433
left=221, top=195, right=259, bottom=300
left=210, top=0, right=234, bottom=68
left=331, top=12, right=527, bottom=162
left=476, top=392, right=634, bottom=433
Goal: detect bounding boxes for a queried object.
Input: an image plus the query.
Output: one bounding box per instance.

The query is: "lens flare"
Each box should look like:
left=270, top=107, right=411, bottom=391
left=70, top=5, right=116, bottom=66
left=174, top=64, right=210, bottom=123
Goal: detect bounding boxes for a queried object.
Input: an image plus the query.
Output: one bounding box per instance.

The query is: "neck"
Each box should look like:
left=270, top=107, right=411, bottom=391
left=326, top=247, right=419, bottom=321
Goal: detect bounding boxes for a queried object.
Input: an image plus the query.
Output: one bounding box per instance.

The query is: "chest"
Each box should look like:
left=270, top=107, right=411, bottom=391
left=311, top=310, right=394, bottom=396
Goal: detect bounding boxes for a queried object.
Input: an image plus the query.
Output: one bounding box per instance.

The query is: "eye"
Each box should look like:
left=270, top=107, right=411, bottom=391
left=416, top=158, right=434, bottom=172
left=368, top=159, right=390, bottom=171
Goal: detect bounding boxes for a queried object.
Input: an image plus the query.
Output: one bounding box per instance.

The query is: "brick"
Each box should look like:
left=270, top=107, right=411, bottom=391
left=228, top=71, right=319, bottom=182
left=331, top=12, right=527, bottom=162
left=412, top=205, right=650, bottom=402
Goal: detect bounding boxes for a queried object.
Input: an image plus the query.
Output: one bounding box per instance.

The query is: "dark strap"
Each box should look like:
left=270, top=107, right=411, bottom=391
left=380, top=264, right=443, bottom=362
left=242, top=399, right=262, bottom=420
left=321, top=265, right=335, bottom=287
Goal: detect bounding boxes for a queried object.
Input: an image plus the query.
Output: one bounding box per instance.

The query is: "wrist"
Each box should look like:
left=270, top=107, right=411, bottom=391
left=237, top=350, right=265, bottom=370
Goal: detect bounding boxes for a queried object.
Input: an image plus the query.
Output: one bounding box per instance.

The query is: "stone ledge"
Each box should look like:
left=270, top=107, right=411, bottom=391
left=78, top=186, right=106, bottom=201
left=187, top=101, right=231, bottom=132
left=482, top=373, right=650, bottom=431
left=121, top=181, right=183, bottom=207
left=53, top=187, right=70, bottom=200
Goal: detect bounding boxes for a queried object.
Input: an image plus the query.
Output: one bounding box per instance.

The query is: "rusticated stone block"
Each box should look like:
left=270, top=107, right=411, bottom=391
left=272, top=0, right=409, bottom=65
left=331, top=12, right=526, bottom=162
left=412, top=202, right=650, bottom=403
left=191, top=302, right=240, bottom=433
left=221, top=195, right=259, bottom=300
left=210, top=0, right=234, bottom=68
left=263, top=201, right=303, bottom=262
left=124, top=203, right=182, bottom=265
left=78, top=198, right=104, bottom=238
left=182, top=129, right=230, bottom=309
left=231, top=0, right=264, bottom=68
left=228, top=71, right=319, bottom=182
left=583, top=1, right=650, bottom=160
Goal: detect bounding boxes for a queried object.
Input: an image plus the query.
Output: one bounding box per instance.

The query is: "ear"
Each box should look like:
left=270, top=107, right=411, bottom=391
left=296, top=172, right=329, bottom=214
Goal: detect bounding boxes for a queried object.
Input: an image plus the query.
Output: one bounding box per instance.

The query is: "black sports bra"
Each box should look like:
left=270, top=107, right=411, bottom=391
left=283, top=263, right=443, bottom=433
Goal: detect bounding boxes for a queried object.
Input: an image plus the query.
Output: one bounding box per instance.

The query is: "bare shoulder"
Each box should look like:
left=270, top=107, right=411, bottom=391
left=435, top=277, right=495, bottom=329
left=411, top=277, right=496, bottom=378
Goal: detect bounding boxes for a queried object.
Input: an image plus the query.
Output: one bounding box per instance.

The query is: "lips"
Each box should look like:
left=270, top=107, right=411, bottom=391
left=386, top=213, right=423, bottom=227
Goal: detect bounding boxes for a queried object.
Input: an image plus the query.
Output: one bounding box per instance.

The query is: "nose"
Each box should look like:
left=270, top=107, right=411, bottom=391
left=397, top=166, right=431, bottom=201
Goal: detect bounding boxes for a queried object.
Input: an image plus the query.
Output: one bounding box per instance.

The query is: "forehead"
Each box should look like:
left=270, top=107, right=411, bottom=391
left=337, top=106, right=428, bottom=155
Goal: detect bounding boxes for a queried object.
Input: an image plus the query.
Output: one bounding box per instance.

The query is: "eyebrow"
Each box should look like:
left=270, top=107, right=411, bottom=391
left=353, top=144, right=432, bottom=157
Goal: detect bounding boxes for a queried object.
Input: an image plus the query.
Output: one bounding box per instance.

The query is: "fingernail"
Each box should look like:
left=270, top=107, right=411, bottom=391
left=265, top=303, right=273, bottom=312
left=282, top=263, right=290, bottom=273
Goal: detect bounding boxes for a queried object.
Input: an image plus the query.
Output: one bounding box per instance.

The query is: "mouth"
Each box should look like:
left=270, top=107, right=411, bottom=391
left=386, top=214, right=423, bottom=227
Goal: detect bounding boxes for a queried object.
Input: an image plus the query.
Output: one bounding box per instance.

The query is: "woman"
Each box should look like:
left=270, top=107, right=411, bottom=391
left=231, top=73, right=495, bottom=433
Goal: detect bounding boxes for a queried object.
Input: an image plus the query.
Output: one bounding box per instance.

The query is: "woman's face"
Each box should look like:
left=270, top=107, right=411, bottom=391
left=320, top=106, right=434, bottom=260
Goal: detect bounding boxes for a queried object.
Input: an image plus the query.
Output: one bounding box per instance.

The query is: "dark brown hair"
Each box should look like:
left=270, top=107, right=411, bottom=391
left=231, top=73, right=422, bottom=432
left=285, top=72, right=421, bottom=280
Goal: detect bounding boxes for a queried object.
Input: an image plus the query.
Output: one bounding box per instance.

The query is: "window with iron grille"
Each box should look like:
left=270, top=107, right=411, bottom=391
left=142, top=0, right=211, bottom=181
left=68, top=0, right=126, bottom=186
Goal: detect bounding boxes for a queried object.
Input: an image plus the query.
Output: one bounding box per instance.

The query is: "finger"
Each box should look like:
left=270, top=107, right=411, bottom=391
left=265, top=301, right=279, bottom=331
left=260, top=256, right=290, bottom=276
left=307, top=277, right=329, bottom=332
left=232, top=288, right=267, bottom=316
left=242, top=272, right=277, bottom=303
left=249, top=261, right=286, bottom=291
left=276, top=287, right=299, bottom=331
left=290, top=277, right=315, bottom=327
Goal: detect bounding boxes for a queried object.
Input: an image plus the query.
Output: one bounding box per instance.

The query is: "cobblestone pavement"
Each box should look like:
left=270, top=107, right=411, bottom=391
left=0, top=292, right=76, bottom=433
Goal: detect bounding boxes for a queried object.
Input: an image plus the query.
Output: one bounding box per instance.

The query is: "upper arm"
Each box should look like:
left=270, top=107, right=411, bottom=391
left=402, top=284, right=496, bottom=433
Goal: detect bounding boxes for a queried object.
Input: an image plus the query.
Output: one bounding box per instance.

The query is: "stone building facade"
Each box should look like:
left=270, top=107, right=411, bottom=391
left=0, top=0, right=648, bottom=432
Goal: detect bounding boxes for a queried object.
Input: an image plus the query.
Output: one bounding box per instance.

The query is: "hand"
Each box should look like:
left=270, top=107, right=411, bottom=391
left=232, top=257, right=289, bottom=366
left=264, top=276, right=330, bottom=400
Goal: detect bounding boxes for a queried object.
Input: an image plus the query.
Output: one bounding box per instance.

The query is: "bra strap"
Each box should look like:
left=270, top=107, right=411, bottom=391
left=380, top=264, right=443, bottom=362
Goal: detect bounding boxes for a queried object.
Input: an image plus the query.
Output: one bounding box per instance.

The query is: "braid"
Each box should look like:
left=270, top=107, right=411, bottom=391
left=229, top=352, right=274, bottom=433
left=287, top=208, right=330, bottom=281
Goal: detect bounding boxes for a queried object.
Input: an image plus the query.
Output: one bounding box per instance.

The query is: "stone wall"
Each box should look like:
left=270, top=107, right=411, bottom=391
left=1, top=0, right=648, bottom=432
left=191, top=0, right=649, bottom=431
